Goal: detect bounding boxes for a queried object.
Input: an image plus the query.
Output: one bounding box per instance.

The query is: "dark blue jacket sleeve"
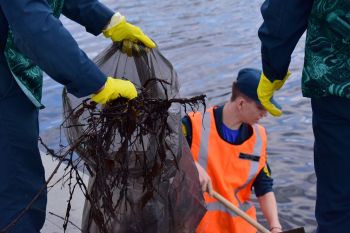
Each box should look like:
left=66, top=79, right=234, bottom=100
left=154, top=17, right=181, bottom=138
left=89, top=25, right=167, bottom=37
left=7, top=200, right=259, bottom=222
left=62, top=0, right=114, bottom=36
left=258, top=0, right=313, bottom=81
left=253, top=163, right=274, bottom=197
left=182, top=115, right=193, bottom=147
left=0, top=0, right=107, bottom=97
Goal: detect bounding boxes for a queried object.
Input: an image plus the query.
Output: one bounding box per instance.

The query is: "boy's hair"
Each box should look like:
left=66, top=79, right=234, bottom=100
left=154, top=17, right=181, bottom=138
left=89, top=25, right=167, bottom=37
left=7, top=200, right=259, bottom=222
left=230, top=81, right=254, bottom=102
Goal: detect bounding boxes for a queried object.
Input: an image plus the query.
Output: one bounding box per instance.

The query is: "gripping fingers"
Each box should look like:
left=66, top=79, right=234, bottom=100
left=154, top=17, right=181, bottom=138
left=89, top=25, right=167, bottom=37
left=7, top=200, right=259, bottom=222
left=135, top=33, right=156, bottom=48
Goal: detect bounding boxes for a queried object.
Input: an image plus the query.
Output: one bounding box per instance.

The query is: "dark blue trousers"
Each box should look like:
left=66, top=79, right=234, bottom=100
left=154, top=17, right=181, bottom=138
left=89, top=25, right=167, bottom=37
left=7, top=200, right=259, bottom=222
left=0, top=61, right=46, bottom=233
left=312, top=96, right=350, bottom=233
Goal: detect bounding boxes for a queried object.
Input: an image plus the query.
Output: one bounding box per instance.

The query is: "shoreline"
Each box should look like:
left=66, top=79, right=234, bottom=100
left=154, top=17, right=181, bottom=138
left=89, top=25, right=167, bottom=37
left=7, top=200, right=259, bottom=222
left=41, top=153, right=88, bottom=233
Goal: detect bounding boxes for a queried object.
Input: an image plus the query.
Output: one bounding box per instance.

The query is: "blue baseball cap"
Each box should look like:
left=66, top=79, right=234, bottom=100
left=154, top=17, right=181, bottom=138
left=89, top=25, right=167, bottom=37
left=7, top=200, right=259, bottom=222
left=236, top=68, right=281, bottom=110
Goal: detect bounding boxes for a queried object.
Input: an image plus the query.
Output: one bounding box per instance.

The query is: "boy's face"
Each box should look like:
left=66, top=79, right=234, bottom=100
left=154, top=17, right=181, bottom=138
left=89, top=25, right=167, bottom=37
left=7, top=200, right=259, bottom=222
left=241, top=98, right=267, bottom=125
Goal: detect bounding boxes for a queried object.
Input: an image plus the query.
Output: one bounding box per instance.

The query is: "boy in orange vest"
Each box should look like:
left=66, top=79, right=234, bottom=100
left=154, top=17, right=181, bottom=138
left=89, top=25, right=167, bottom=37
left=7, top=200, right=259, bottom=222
left=182, top=68, right=282, bottom=233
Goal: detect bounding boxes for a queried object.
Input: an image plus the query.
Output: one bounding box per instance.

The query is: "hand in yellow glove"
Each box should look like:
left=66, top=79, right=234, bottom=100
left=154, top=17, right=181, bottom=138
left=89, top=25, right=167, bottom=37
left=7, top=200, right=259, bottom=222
left=120, top=39, right=150, bottom=57
left=257, top=71, right=291, bottom=117
left=103, top=12, right=156, bottom=49
left=92, top=77, right=137, bottom=105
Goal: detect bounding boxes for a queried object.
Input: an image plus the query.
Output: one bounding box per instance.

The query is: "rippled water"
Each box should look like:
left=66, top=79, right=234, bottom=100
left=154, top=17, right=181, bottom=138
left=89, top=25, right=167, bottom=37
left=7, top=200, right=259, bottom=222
left=39, top=0, right=317, bottom=232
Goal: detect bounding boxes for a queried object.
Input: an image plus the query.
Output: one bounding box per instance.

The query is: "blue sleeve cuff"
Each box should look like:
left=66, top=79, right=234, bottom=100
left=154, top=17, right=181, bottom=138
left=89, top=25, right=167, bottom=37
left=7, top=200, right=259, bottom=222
left=253, top=163, right=274, bottom=197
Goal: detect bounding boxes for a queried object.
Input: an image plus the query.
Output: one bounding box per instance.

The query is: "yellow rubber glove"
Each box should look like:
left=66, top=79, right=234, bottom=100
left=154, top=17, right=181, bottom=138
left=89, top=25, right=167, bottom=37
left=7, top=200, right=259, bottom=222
left=103, top=12, right=156, bottom=49
left=257, top=71, right=291, bottom=117
left=121, top=39, right=150, bottom=57
left=91, top=77, right=137, bottom=104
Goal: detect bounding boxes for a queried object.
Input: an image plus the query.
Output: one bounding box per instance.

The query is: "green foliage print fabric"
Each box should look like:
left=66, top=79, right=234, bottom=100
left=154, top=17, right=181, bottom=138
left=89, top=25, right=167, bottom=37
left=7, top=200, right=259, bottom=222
left=4, top=0, right=64, bottom=108
left=302, top=0, right=350, bottom=98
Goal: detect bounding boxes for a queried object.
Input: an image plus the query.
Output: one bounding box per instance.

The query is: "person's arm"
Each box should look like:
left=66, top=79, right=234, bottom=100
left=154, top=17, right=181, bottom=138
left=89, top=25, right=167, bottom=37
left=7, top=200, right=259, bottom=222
left=253, top=164, right=281, bottom=231
left=257, top=0, right=314, bottom=116
left=63, top=0, right=155, bottom=49
left=62, top=0, right=113, bottom=36
left=181, top=115, right=213, bottom=195
left=1, top=0, right=106, bottom=97
left=258, top=192, right=282, bottom=233
left=258, top=0, right=314, bottom=81
left=194, top=161, right=213, bottom=195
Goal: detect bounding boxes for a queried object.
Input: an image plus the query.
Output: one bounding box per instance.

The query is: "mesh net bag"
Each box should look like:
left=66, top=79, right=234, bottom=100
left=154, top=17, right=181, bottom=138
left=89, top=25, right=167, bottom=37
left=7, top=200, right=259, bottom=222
left=62, top=42, right=206, bottom=233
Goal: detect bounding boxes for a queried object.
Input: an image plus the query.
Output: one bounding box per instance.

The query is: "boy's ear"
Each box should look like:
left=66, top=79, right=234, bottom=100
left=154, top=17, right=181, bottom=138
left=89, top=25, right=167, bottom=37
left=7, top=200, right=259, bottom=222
left=236, top=97, right=245, bottom=110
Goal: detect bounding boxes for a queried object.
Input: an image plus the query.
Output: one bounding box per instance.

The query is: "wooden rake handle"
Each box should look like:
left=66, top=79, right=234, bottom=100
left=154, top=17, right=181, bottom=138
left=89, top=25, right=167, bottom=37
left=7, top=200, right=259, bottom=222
left=212, top=190, right=271, bottom=233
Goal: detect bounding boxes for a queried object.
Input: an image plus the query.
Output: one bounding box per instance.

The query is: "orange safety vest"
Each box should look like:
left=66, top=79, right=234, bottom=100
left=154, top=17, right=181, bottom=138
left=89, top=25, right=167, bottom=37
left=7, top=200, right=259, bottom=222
left=189, top=107, right=267, bottom=233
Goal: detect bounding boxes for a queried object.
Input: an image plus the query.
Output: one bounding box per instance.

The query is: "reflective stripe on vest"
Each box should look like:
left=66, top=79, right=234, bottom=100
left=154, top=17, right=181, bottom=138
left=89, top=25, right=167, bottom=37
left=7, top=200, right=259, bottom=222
left=234, top=124, right=262, bottom=210
left=197, top=111, right=211, bottom=170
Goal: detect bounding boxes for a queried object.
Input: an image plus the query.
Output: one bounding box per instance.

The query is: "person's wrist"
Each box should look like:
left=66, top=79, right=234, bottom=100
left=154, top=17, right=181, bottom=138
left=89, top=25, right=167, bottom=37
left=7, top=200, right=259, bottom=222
left=269, top=226, right=282, bottom=232
left=104, top=12, right=124, bottom=30
left=95, top=84, right=106, bottom=94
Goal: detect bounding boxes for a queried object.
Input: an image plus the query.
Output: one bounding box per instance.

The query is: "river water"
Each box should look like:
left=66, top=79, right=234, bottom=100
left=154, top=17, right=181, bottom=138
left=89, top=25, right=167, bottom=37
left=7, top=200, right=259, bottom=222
left=39, top=0, right=317, bottom=232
